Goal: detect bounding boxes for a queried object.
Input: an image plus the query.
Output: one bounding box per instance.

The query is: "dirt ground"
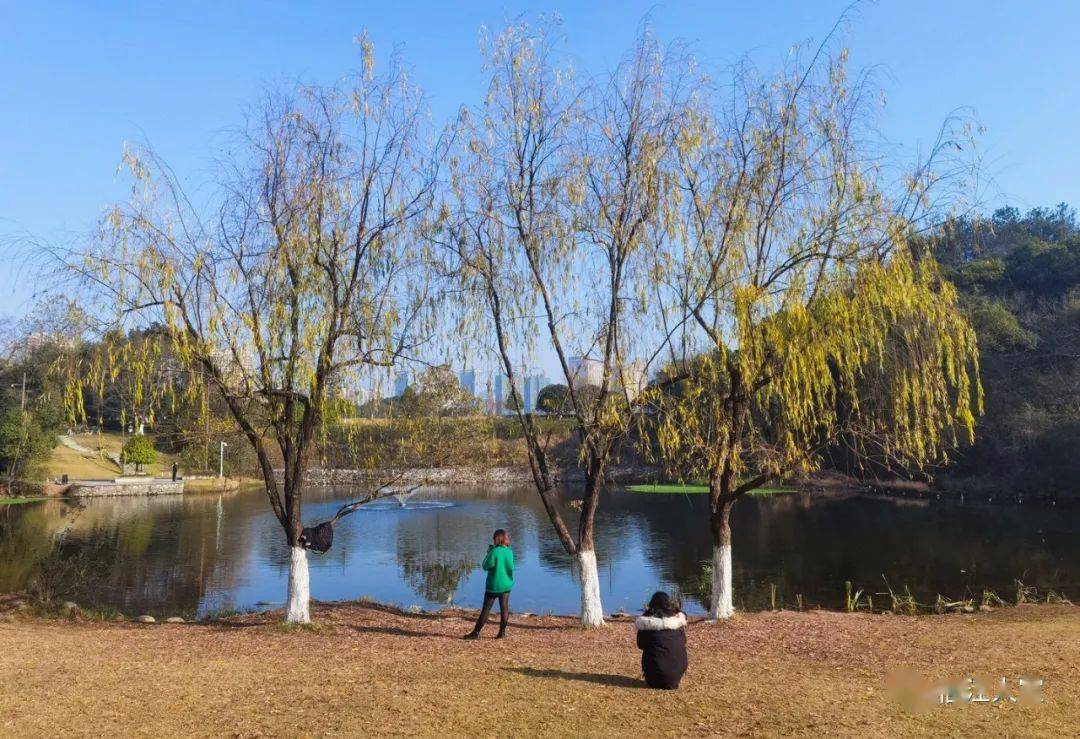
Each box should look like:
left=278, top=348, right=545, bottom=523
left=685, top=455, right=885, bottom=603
left=1, top=601, right=1076, bottom=737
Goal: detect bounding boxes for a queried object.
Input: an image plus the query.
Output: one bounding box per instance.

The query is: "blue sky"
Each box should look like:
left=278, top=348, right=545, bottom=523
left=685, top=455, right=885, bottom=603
left=2, top=0, right=1079, bottom=321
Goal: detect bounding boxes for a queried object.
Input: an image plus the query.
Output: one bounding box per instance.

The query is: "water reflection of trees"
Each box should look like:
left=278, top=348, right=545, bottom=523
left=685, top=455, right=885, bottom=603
left=401, top=557, right=473, bottom=604
left=0, top=494, right=254, bottom=617
left=0, top=500, right=72, bottom=593
left=392, top=505, right=484, bottom=605
left=3, top=488, right=1077, bottom=616
left=606, top=490, right=1080, bottom=610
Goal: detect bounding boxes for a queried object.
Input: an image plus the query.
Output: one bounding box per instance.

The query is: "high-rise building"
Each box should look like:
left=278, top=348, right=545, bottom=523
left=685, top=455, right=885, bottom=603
left=394, top=370, right=410, bottom=397
left=524, top=375, right=537, bottom=412
left=494, top=371, right=518, bottom=412
left=492, top=373, right=507, bottom=413
left=523, top=373, right=550, bottom=412
left=458, top=369, right=476, bottom=398
left=568, top=356, right=603, bottom=389
left=621, top=361, right=648, bottom=401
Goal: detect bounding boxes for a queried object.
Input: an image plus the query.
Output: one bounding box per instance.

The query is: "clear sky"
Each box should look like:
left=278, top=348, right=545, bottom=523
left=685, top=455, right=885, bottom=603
left=2, top=0, right=1079, bottom=321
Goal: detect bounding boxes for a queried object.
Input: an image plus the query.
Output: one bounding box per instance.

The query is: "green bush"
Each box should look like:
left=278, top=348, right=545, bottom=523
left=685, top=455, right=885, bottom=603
left=121, top=434, right=157, bottom=472
left=0, top=407, right=57, bottom=484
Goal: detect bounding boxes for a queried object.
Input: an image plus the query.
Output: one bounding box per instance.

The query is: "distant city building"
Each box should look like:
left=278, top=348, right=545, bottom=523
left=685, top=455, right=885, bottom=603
left=458, top=369, right=476, bottom=398
left=523, top=375, right=535, bottom=412
left=492, top=373, right=509, bottom=412
left=621, top=361, right=648, bottom=401
left=523, top=373, right=549, bottom=412
left=22, top=331, right=76, bottom=351
left=568, top=356, right=603, bottom=389
left=394, top=370, right=410, bottom=397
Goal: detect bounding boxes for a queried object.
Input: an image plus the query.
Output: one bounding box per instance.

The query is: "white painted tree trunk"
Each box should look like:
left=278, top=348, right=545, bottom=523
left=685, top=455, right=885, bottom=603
left=285, top=545, right=311, bottom=624
left=709, top=542, right=734, bottom=620
left=576, top=548, right=605, bottom=627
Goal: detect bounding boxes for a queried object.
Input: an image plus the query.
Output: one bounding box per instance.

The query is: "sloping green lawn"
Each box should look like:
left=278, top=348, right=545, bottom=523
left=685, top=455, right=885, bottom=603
left=47, top=432, right=180, bottom=480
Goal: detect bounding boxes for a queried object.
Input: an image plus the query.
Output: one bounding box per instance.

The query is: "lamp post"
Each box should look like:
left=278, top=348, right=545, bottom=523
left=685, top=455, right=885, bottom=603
left=10, top=371, right=26, bottom=411
left=5, top=372, right=27, bottom=488
left=219, top=441, right=228, bottom=478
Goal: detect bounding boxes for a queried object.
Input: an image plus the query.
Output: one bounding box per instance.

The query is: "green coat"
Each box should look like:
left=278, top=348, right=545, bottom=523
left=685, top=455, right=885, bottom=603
left=482, top=544, right=515, bottom=594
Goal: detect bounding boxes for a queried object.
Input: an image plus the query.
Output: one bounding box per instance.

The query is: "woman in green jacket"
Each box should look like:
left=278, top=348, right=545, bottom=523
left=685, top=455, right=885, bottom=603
left=464, top=529, right=514, bottom=639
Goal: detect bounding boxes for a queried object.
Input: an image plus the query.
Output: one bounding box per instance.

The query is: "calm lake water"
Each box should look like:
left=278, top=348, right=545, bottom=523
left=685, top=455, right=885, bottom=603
left=1, top=486, right=1077, bottom=618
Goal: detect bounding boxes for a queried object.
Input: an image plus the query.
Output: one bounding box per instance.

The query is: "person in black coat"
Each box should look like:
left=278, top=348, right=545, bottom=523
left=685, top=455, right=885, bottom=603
left=634, top=591, right=688, bottom=690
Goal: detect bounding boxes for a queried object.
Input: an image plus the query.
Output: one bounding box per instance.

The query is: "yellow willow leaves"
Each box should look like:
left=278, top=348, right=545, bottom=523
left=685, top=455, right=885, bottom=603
left=652, top=246, right=980, bottom=483
left=771, top=250, right=976, bottom=467
left=59, top=329, right=186, bottom=433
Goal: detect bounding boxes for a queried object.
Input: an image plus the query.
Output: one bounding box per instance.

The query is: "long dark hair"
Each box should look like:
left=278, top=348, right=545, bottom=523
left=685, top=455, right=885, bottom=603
left=644, top=591, right=681, bottom=618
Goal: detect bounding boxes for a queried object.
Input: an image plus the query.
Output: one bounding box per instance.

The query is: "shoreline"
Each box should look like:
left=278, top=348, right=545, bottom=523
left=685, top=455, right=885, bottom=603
left=5, top=588, right=1072, bottom=626
left=7, top=465, right=1074, bottom=507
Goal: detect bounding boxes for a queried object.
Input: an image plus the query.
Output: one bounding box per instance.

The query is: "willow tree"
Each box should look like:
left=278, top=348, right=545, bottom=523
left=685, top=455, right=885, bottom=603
left=59, top=39, right=443, bottom=623
left=441, top=23, right=687, bottom=625
left=648, top=49, right=982, bottom=619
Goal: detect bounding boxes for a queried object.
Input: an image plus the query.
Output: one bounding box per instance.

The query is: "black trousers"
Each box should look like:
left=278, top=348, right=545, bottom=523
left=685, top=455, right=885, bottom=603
left=471, top=591, right=509, bottom=633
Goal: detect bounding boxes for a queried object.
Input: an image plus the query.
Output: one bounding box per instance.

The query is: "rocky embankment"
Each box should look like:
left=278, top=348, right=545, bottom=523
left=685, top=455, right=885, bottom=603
left=278, top=464, right=660, bottom=488
left=67, top=479, right=184, bottom=497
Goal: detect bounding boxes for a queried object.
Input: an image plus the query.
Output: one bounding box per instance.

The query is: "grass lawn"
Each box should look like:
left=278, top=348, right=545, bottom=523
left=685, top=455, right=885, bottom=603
left=627, top=482, right=796, bottom=495
left=46, top=432, right=180, bottom=480
left=46, top=442, right=121, bottom=479
left=0, top=602, right=1075, bottom=736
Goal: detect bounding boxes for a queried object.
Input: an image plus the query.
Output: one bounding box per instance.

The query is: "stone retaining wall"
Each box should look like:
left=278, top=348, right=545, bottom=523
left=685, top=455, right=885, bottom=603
left=284, top=466, right=535, bottom=487
left=68, top=479, right=185, bottom=497
left=278, top=464, right=658, bottom=488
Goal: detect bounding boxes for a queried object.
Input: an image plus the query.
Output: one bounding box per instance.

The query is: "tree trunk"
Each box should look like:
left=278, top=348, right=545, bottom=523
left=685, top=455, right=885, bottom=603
left=709, top=500, right=735, bottom=620
left=285, top=545, right=311, bottom=624
left=576, top=548, right=605, bottom=627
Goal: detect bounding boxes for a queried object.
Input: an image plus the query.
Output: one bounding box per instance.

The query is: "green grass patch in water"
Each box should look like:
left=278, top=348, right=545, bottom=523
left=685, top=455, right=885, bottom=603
left=626, top=483, right=796, bottom=495
left=0, top=497, right=49, bottom=506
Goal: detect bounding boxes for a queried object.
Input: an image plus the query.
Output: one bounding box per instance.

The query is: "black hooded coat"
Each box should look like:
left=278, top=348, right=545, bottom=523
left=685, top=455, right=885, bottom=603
left=634, top=611, right=688, bottom=689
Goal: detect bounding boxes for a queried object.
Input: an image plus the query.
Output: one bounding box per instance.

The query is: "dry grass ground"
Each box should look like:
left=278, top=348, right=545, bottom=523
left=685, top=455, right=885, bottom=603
left=0, top=602, right=1076, bottom=737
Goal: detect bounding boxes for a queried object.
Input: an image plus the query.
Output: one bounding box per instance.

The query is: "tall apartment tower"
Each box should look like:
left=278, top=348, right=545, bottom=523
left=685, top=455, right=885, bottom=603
left=394, top=370, right=410, bottom=397
left=458, top=369, right=476, bottom=398
left=523, top=373, right=550, bottom=412
left=492, top=373, right=507, bottom=413
left=524, top=375, right=537, bottom=412
left=568, top=356, right=603, bottom=388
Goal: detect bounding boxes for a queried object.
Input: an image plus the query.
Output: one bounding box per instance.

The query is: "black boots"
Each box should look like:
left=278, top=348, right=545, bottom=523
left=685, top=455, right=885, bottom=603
left=463, top=625, right=507, bottom=639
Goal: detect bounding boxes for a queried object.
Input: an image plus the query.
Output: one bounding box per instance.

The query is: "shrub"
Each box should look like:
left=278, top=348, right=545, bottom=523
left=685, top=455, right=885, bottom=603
left=121, top=434, right=157, bottom=472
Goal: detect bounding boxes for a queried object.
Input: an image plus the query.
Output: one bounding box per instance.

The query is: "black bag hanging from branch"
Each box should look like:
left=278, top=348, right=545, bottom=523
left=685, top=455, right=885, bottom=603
left=299, top=521, right=335, bottom=553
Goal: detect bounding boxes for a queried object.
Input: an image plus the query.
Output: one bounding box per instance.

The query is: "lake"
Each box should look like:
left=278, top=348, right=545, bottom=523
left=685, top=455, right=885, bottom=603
left=1, top=486, right=1077, bottom=618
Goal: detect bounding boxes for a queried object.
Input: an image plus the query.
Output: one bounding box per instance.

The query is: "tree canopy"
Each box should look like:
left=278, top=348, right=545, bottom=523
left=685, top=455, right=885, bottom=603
left=535, top=384, right=570, bottom=414
left=121, top=434, right=157, bottom=472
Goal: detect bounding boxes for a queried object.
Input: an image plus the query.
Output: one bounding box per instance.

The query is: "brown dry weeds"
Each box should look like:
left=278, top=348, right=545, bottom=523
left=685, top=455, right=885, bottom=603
left=0, top=602, right=1076, bottom=737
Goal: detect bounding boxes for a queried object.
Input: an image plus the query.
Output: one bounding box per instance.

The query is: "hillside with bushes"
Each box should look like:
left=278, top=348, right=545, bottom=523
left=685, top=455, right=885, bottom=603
left=931, top=204, right=1080, bottom=498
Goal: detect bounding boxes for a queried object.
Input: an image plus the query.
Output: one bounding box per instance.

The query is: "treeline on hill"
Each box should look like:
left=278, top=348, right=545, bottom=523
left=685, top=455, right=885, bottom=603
left=0, top=318, right=262, bottom=484
left=0, top=334, right=67, bottom=488
left=0, top=319, right=580, bottom=485
left=929, top=204, right=1080, bottom=498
